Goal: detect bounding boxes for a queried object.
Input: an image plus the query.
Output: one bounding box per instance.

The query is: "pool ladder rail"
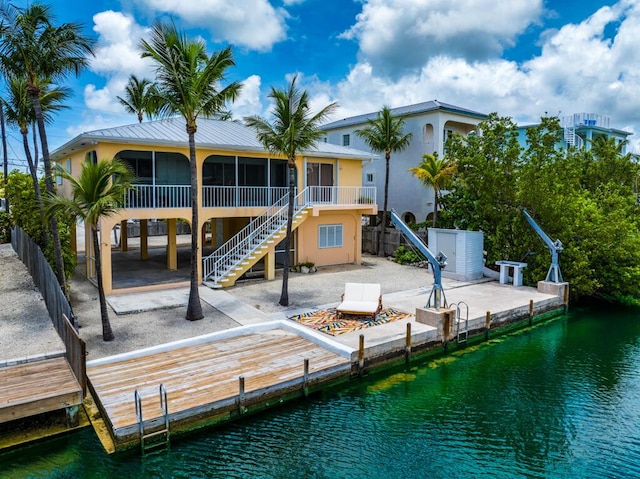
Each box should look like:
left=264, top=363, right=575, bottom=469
left=452, top=302, right=469, bottom=344
left=134, top=384, right=170, bottom=455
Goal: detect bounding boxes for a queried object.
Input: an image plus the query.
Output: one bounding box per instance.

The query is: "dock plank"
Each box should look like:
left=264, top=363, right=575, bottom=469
left=87, top=330, right=350, bottom=437
left=0, top=357, right=83, bottom=423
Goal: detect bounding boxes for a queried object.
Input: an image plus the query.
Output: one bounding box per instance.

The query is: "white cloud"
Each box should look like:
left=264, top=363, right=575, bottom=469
left=340, top=0, right=545, bottom=76
left=138, top=0, right=288, bottom=51
left=85, top=11, right=155, bottom=116
left=232, top=75, right=264, bottom=119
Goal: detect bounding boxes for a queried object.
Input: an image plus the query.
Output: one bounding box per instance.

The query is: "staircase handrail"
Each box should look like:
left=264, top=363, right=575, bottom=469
left=204, top=188, right=309, bottom=281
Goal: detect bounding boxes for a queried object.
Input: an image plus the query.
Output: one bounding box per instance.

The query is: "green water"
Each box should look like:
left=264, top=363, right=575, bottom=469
left=3, top=303, right=640, bottom=478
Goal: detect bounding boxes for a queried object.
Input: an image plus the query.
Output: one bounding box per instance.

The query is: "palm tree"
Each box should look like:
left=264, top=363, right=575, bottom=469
left=117, top=75, right=159, bottom=123
left=245, top=75, right=337, bottom=306
left=0, top=93, right=7, bottom=214
left=408, top=153, right=457, bottom=227
left=45, top=159, right=133, bottom=341
left=2, top=76, right=70, bottom=218
left=355, top=106, right=412, bottom=256
left=140, top=21, right=241, bottom=321
left=0, top=2, right=94, bottom=289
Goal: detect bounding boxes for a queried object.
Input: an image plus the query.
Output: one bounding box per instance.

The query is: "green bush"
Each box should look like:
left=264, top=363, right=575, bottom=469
left=0, top=210, right=11, bottom=243
left=393, top=245, right=422, bottom=265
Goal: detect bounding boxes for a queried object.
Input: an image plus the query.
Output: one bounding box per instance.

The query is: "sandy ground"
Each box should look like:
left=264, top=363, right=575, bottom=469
left=0, top=244, right=65, bottom=360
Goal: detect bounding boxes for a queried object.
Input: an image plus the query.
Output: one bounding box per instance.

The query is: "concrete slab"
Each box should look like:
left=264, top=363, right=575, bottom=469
left=107, top=287, right=190, bottom=314
left=198, top=287, right=270, bottom=326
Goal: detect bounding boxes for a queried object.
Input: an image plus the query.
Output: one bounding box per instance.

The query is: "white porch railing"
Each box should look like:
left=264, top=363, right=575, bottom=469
left=125, top=185, right=191, bottom=209
left=123, top=185, right=377, bottom=210
left=202, top=186, right=289, bottom=208
left=305, top=186, right=376, bottom=205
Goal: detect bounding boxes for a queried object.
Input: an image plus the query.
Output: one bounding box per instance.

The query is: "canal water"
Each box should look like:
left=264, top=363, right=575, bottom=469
left=2, top=302, right=640, bottom=478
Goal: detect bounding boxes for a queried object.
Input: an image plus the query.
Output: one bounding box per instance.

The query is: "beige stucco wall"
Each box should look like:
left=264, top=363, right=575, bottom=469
left=297, top=211, right=362, bottom=266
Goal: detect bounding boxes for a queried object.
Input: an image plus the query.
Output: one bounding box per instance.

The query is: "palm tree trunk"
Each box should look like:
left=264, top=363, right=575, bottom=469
left=1, top=107, right=9, bottom=213
left=21, top=129, right=46, bottom=242
left=186, top=129, right=204, bottom=321
left=32, top=120, right=38, bottom=170
left=378, top=153, right=391, bottom=257
left=432, top=190, right=438, bottom=228
left=29, top=88, right=67, bottom=290
left=93, top=225, right=114, bottom=341
left=279, top=161, right=295, bottom=306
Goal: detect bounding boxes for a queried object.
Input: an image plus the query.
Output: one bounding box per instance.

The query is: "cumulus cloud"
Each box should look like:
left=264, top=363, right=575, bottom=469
left=138, top=0, right=288, bottom=51
left=85, top=11, right=154, bottom=115
left=317, top=0, right=640, bottom=151
left=231, top=75, right=264, bottom=119
left=340, top=0, right=544, bottom=77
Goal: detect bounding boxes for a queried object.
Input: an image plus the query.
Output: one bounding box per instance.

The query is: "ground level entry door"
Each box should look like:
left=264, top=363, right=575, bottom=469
left=307, top=162, right=334, bottom=202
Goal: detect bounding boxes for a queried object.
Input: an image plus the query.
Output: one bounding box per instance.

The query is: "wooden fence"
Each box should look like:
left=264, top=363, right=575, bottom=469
left=11, top=227, right=87, bottom=395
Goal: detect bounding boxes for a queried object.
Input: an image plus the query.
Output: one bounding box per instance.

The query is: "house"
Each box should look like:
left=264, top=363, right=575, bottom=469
left=322, top=100, right=487, bottom=224
left=51, top=117, right=377, bottom=295
left=517, top=113, right=632, bottom=151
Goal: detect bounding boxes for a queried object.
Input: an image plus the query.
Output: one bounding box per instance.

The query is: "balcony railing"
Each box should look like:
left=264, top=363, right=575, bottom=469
left=202, top=186, right=290, bottom=208
left=123, top=185, right=376, bottom=209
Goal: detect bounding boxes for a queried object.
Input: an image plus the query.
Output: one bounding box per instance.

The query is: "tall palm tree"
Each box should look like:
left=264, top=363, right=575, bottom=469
left=0, top=94, right=7, bottom=213
left=0, top=2, right=94, bottom=289
left=2, top=76, right=70, bottom=218
left=140, top=21, right=241, bottom=321
left=117, top=74, right=159, bottom=123
left=245, top=75, right=337, bottom=306
left=355, top=106, right=412, bottom=256
left=45, top=159, right=133, bottom=341
left=408, top=153, right=457, bottom=227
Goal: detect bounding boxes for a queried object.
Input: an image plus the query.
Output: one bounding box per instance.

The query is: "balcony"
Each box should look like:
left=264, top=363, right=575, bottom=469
left=123, top=185, right=377, bottom=210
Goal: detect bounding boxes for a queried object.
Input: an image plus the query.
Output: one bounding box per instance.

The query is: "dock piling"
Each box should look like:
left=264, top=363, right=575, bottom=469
left=485, top=311, right=491, bottom=340
left=303, top=359, right=309, bottom=397
left=529, top=300, right=534, bottom=326
left=358, top=334, right=365, bottom=374
left=405, top=323, right=412, bottom=363
left=238, top=376, right=246, bottom=414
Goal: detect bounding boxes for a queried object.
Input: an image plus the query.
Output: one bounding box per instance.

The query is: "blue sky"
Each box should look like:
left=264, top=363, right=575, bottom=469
left=5, top=0, right=637, bottom=170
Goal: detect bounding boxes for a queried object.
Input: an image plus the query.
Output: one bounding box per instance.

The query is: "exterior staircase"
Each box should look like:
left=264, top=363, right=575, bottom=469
left=203, top=188, right=311, bottom=288
left=563, top=126, right=584, bottom=149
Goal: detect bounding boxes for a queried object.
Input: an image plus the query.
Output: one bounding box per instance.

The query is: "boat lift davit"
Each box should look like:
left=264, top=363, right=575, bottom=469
left=523, top=209, right=563, bottom=283
left=390, top=209, right=448, bottom=310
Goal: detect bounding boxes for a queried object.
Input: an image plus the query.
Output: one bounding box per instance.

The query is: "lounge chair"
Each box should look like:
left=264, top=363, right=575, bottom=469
left=336, top=283, right=382, bottom=320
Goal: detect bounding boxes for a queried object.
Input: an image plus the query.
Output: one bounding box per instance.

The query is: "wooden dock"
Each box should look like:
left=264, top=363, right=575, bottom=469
left=0, top=357, right=83, bottom=424
left=87, top=328, right=352, bottom=451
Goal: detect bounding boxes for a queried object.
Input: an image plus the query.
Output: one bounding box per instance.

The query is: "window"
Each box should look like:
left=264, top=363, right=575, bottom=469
left=319, top=224, right=343, bottom=248
left=365, top=172, right=375, bottom=184
left=66, top=158, right=72, bottom=174
left=342, top=134, right=350, bottom=146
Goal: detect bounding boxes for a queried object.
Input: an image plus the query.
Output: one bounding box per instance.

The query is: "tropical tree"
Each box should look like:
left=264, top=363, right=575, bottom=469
left=117, top=74, right=159, bottom=123
left=355, top=106, right=412, bottom=256
left=408, top=153, right=457, bottom=227
left=45, top=159, right=133, bottom=341
left=0, top=2, right=94, bottom=289
left=1, top=93, right=7, bottom=214
left=245, top=75, right=337, bottom=306
left=140, top=21, right=241, bottom=320
left=2, top=76, right=70, bottom=224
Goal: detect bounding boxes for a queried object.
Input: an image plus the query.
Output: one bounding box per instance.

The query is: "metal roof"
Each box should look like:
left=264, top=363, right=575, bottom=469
left=322, top=100, right=488, bottom=130
left=51, top=117, right=378, bottom=160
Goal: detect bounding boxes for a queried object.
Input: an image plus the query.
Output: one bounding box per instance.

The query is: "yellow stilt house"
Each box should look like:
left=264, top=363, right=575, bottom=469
left=51, top=118, right=377, bottom=295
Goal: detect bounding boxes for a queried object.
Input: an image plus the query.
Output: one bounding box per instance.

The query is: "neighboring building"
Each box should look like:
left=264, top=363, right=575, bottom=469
left=322, top=100, right=487, bottom=224
left=517, top=113, right=632, bottom=152
left=51, top=117, right=377, bottom=295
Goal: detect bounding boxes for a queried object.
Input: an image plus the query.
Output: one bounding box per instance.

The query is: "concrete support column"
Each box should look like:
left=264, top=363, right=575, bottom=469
left=100, top=220, right=113, bottom=295
left=264, top=246, right=276, bottom=280
left=140, top=219, right=148, bottom=260
left=120, top=220, right=128, bottom=252
left=167, top=218, right=177, bottom=270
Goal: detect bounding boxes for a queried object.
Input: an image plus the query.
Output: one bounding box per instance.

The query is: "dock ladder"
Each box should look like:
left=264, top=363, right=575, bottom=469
left=453, top=302, right=469, bottom=344
left=134, top=384, right=170, bottom=455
